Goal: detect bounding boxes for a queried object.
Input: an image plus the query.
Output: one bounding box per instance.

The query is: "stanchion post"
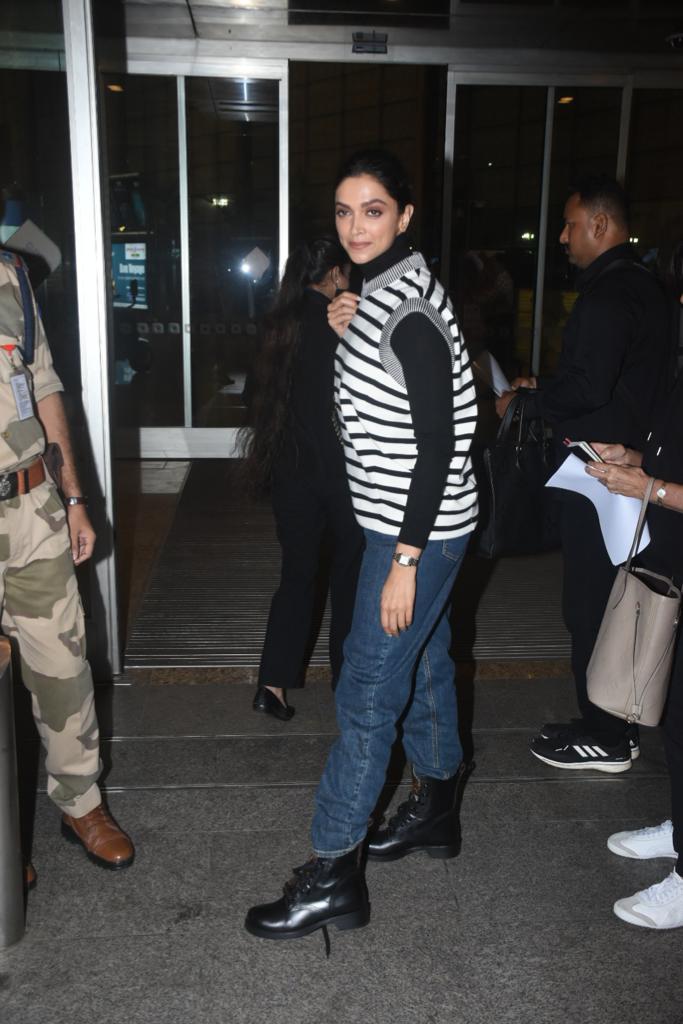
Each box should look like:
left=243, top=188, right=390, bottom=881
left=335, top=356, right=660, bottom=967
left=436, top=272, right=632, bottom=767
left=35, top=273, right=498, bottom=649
left=0, top=636, right=25, bottom=948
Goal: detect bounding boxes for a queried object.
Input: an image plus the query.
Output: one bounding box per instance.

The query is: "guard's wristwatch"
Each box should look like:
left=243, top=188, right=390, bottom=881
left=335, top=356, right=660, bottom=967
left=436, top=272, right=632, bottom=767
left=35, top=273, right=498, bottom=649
left=65, top=496, right=88, bottom=507
left=655, top=483, right=667, bottom=507
left=393, top=551, right=420, bottom=568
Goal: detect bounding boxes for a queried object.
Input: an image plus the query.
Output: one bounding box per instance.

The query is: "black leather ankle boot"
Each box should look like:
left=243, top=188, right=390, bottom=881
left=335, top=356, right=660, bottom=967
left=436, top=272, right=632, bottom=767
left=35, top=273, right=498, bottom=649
left=367, top=760, right=472, bottom=862
left=244, top=847, right=370, bottom=941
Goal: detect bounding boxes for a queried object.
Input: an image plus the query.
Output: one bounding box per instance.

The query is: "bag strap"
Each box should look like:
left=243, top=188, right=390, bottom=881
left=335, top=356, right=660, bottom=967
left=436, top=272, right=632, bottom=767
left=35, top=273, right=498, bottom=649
left=624, top=477, right=655, bottom=571
left=496, top=391, right=522, bottom=443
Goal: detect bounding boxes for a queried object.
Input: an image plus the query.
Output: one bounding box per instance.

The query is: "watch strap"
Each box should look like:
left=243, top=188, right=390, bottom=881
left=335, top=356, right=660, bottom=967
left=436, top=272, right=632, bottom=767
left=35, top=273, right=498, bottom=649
left=393, top=551, right=420, bottom=567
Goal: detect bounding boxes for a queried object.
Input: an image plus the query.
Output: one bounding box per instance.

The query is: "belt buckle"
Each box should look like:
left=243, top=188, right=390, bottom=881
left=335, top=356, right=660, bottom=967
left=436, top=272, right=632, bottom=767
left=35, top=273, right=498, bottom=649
left=0, top=473, right=16, bottom=500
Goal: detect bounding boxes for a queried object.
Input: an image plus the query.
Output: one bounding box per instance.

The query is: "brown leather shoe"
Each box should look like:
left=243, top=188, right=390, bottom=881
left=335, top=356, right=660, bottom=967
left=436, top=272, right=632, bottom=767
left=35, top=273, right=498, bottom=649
left=61, top=803, right=135, bottom=870
left=25, top=862, right=37, bottom=890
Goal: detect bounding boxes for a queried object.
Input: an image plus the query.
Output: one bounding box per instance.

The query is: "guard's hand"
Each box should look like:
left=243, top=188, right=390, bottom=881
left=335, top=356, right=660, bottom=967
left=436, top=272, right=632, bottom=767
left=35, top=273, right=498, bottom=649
left=328, top=291, right=360, bottom=338
left=585, top=462, right=650, bottom=500
left=509, top=376, right=537, bottom=389
left=380, top=562, right=417, bottom=637
left=66, top=505, right=96, bottom=564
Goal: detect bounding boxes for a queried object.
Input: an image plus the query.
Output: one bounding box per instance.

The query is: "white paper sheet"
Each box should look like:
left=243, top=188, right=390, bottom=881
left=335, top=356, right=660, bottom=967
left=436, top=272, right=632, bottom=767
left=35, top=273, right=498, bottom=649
left=476, top=349, right=510, bottom=397
left=546, top=452, right=650, bottom=566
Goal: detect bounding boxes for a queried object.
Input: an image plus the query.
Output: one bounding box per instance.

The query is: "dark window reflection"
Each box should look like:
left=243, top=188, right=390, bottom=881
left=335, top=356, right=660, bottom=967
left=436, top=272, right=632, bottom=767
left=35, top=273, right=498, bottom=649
left=186, top=77, right=279, bottom=428
left=451, top=86, right=546, bottom=379
left=290, top=62, right=446, bottom=266
left=0, top=68, right=81, bottom=399
left=627, top=89, right=683, bottom=258
left=104, top=74, right=183, bottom=429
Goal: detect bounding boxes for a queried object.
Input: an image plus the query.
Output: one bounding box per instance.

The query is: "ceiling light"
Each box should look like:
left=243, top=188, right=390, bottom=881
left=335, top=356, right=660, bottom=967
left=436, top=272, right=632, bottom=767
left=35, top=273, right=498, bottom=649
left=107, top=84, right=124, bottom=93
left=557, top=96, right=574, bottom=105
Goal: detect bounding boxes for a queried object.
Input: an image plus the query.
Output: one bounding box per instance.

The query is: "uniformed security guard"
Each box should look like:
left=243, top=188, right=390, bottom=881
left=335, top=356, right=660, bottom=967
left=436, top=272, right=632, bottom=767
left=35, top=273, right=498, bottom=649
left=0, top=247, right=134, bottom=882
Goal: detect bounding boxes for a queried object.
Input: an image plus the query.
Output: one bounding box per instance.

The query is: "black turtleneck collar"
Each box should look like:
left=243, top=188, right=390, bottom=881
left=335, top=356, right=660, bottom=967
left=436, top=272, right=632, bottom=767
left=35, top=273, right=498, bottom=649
left=576, top=242, right=640, bottom=293
left=357, top=234, right=414, bottom=285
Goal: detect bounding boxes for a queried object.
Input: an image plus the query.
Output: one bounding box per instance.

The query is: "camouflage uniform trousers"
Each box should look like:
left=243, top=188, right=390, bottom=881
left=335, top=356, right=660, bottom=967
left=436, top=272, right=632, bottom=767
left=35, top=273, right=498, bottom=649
left=0, top=475, right=101, bottom=818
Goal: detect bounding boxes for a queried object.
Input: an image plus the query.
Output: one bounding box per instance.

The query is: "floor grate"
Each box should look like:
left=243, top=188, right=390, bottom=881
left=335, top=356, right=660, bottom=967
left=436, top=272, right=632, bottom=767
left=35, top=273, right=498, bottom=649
left=125, top=461, right=570, bottom=668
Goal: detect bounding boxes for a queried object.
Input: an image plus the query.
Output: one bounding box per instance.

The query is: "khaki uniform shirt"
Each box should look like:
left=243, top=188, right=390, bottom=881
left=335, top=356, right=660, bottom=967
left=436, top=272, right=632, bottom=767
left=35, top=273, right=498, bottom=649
left=0, top=255, right=64, bottom=474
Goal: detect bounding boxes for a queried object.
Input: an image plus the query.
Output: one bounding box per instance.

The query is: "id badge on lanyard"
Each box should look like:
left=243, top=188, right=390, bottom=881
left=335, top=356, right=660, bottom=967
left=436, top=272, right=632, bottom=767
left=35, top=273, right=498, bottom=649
left=10, top=368, right=34, bottom=421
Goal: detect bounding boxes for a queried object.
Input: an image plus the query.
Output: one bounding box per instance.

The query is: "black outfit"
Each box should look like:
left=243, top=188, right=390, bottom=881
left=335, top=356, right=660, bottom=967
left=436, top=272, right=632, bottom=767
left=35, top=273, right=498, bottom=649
left=639, top=375, right=683, bottom=874
left=526, top=244, right=670, bottom=743
left=258, top=289, right=363, bottom=689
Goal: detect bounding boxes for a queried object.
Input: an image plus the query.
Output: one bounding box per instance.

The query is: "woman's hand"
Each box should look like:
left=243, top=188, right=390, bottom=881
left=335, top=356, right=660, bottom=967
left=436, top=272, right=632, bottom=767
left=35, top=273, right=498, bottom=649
left=327, top=291, right=360, bottom=338
left=591, top=442, right=643, bottom=467
left=585, top=462, right=651, bottom=500
left=380, top=562, right=417, bottom=637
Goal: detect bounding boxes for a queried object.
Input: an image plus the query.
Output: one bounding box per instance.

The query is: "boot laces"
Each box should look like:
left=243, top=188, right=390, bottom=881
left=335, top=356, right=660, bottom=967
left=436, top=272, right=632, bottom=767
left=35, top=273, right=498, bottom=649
left=283, top=857, right=323, bottom=904
left=385, top=779, right=427, bottom=832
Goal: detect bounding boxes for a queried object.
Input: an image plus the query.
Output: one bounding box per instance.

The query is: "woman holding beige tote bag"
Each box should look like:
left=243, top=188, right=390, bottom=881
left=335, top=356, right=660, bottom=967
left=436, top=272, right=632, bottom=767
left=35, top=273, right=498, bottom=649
left=585, top=364, right=683, bottom=928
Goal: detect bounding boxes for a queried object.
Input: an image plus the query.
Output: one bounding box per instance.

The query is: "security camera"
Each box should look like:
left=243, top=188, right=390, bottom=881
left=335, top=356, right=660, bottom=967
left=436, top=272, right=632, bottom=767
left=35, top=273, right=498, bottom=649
left=665, top=32, right=683, bottom=49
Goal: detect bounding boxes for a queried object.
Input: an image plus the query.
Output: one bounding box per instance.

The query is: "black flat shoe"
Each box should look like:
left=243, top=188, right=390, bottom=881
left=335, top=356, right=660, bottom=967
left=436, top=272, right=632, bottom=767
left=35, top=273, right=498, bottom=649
left=253, top=686, right=295, bottom=721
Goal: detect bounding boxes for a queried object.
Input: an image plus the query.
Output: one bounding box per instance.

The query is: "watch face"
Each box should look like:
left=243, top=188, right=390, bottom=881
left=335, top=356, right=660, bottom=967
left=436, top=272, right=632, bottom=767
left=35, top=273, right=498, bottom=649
left=657, top=487, right=667, bottom=498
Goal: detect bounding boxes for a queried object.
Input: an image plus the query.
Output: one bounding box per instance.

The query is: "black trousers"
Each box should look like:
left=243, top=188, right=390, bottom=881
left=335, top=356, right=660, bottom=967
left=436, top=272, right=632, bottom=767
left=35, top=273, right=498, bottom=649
left=664, top=621, right=683, bottom=875
left=258, top=472, right=363, bottom=689
left=560, top=493, right=628, bottom=744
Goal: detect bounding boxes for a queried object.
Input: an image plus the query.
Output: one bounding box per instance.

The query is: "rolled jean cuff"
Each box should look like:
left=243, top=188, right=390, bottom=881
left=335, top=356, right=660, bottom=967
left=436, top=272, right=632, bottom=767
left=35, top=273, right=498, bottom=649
left=312, top=839, right=363, bottom=860
left=411, top=763, right=459, bottom=781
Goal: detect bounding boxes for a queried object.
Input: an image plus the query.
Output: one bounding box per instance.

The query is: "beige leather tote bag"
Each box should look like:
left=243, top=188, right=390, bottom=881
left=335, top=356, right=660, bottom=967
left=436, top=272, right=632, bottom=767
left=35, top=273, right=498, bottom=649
left=587, top=479, right=682, bottom=727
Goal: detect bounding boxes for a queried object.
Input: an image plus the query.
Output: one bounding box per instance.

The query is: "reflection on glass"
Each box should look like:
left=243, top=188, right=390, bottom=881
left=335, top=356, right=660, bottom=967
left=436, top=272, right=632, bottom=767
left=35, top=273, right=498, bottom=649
left=290, top=63, right=446, bottom=262
left=0, top=68, right=80, bottom=397
left=104, top=74, right=183, bottom=429
left=451, top=86, right=546, bottom=378
left=541, top=88, right=621, bottom=375
left=627, top=89, right=683, bottom=257
left=186, top=77, right=279, bottom=428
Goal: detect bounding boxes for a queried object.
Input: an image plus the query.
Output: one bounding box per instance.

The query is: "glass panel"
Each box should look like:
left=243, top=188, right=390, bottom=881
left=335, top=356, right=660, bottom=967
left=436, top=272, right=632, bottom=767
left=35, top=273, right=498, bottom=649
left=0, top=66, right=81, bottom=397
left=451, top=85, right=546, bottom=379
left=290, top=63, right=446, bottom=263
left=540, top=88, right=621, bottom=375
left=186, top=77, right=279, bottom=428
left=627, top=89, right=683, bottom=256
left=103, top=73, right=183, bottom=428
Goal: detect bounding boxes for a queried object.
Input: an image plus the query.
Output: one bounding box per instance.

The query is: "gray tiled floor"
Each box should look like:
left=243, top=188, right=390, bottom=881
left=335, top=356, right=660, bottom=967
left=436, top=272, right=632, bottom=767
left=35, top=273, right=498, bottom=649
left=3, top=677, right=682, bottom=1024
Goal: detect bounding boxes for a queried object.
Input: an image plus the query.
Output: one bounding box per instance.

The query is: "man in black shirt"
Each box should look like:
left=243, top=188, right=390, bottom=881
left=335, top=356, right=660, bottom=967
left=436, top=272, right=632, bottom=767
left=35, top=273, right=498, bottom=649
left=497, top=176, right=670, bottom=772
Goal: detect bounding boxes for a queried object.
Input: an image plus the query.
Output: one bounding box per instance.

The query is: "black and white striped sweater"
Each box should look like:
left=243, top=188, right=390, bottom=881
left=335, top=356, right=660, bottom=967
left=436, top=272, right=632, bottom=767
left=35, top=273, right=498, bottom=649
left=334, top=251, right=478, bottom=540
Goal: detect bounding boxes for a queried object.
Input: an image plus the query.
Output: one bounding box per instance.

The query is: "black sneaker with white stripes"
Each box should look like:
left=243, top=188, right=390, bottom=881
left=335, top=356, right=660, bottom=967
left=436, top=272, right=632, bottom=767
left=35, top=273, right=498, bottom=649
left=530, top=732, right=632, bottom=773
left=539, top=719, right=640, bottom=760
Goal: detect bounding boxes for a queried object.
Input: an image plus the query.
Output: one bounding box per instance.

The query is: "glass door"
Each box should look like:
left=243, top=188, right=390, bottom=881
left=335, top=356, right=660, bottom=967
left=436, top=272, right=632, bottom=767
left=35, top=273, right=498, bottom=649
left=103, top=63, right=286, bottom=457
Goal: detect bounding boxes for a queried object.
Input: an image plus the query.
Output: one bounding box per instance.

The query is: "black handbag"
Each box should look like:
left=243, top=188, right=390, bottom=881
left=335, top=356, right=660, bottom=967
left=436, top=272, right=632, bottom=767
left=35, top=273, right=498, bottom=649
left=475, top=391, right=559, bottom=559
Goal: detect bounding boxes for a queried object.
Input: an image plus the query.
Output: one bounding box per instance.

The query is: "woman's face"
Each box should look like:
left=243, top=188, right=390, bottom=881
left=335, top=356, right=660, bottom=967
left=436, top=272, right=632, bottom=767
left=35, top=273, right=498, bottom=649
left=334, top=173, right=414, bottom=265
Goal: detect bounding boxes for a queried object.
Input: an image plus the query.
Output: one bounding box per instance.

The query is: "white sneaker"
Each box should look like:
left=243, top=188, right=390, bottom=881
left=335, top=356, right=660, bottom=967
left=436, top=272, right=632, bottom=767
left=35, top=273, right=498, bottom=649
left=614, top=871, right=683, bottom=929
left=607, top=820, right=676, bottom=860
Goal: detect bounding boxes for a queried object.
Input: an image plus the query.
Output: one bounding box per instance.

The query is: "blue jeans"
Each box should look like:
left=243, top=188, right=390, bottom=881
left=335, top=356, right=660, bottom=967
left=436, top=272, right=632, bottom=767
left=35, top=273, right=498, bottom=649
left=311, top=528, right=469, bottom=857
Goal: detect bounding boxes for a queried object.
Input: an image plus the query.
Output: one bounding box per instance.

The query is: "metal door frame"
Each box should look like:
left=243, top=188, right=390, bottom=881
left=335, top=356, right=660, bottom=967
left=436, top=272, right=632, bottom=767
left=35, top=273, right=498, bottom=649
left=115, top=56, right=288, bottom=460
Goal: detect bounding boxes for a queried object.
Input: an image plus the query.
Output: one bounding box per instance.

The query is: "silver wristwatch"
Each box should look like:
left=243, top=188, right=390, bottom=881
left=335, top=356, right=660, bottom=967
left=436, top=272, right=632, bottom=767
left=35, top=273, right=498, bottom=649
left=393, top=552, right=420, bottom=568
left=655, top=483, right=667, bottom=506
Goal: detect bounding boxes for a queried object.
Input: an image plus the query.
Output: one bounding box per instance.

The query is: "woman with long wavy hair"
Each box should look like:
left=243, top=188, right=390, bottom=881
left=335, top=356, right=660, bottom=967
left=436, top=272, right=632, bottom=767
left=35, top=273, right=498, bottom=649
left=241, top=237, right=363, bottom=721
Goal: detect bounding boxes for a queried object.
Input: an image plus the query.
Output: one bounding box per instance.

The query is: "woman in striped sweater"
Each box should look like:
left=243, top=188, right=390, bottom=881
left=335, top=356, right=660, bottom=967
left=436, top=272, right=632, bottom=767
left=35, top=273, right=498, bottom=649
left=246, top=150, right=478, bottom=944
